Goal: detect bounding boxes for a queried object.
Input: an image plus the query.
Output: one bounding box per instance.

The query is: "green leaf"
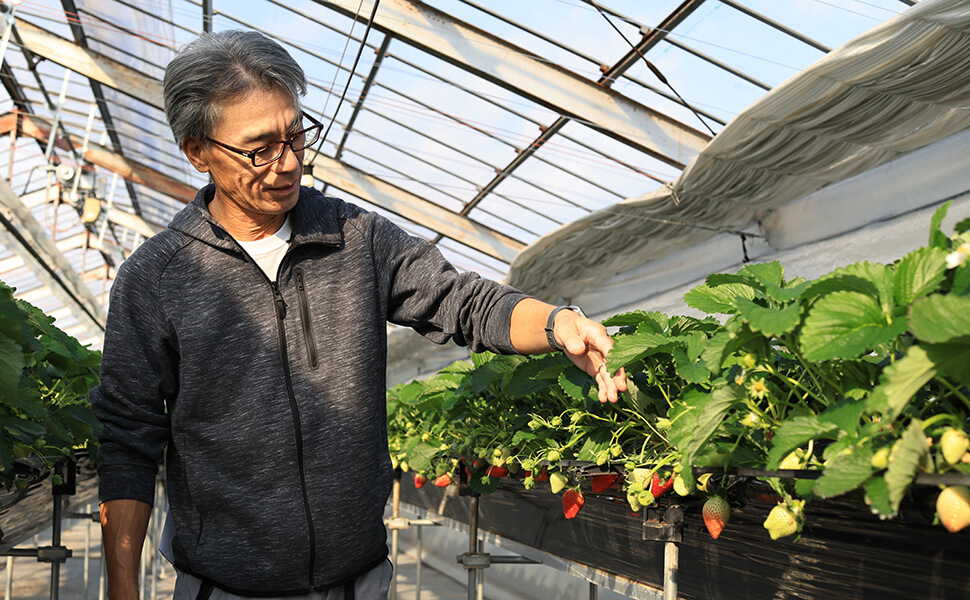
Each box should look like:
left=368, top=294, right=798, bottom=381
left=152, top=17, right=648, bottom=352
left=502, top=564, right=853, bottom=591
left=468, top=469, right=500, bottom=495
left=0, top=334, right=23, bottom=404
left=884, top=420, right=928, bottom=512
left=928, top=200, right=951, bottom=249
left=558, top=367, right=590, bottom=402
left=672, top=348, right=710, bottom=384
left=867, top=345, right=936, bottom=420
left=734, top=297, right=802, bottom=337
left=908, top=294, right=970, bottom=343
left=684, top=385, right=743, bottom=466
left=607, top=331, right=675, bottom=370
left=602, top=310, right=666, bottom=333
left=767, top=415, right=840, bottom=468
left=813, top=447, right=874, bottom=499
left=893, top=246, right=946, bottom=307
left=684, top=282, right=755, bottom=314
left=406, top=442, right=439, bottom=473
left=817, top=397, right=867, bottom=434
left=738, top=261, right=784, bottom=288
left=864, top=476, right=894, bottom=518
left=800, top=291, right=907, bottom=361
left=576, top=427, right=612, bottom=462
left=925, top=341, right=970, bottom=386
left=956, top=216, right=970, bottom=235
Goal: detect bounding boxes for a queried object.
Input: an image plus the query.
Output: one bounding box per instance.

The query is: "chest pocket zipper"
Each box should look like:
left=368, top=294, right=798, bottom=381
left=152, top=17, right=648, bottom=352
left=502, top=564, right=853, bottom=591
left=294, top=268, right=319, bottom=370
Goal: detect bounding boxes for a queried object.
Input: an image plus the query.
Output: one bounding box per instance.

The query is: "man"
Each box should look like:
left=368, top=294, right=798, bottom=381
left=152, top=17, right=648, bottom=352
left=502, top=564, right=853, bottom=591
left=92, top=30, right=626, bottom=600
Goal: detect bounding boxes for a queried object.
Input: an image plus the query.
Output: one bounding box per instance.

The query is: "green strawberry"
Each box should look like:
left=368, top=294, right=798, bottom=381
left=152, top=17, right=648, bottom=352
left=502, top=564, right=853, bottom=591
left=937, top=485, right=970, bottom=533
left=673, top=474, right=692, bottom=496
left=702, top=496, right=730, bottom=539
left=778, top=448, right=804, bottom=470
left=941, top=429, right=970, bottom=465
left=550, top=471, right=569, bottom=494
left=763, top=503, right=799, bottom=540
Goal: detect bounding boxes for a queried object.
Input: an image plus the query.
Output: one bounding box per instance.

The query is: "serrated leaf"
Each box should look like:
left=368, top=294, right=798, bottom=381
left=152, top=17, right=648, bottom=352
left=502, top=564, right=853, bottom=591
left=767, top=415, right=840, bottom=468
left=672, top=347, right=710, bottom=384
left=885, top=420, right=928, bottom=512
left=684, top=385, right=743, bottom=465
left=953, top=264, right=970, bottom=296
left=469, top=469, right=500, bottom=495
left=817, top=397, right=867, bottom=434
left=0, top=334, right=23, bottom=404
left=576, top=428, right=612, bottom=462
left=864, top=476, right=894, bottom=518
left=813, top=447, right=874, bottom=499
left=893, top=246, right=946, bottom=307
left=511, top=430, right=537, bottom=445
left=925, top=341, right=970, bottom=386
left=928, top=200, right=951, bottom=249
left=956, top=216, right=970, bottom=235
left=734, top=297, right=801, bottom=337
left=699, top=325, right=762, bottom=373
left=684, top=282, right=755, bottom=314
left=602, top=310, right=666, bottom=333
left=867, top=345, right=936, bottom=420
left=506, top=360, right=557, bottom=397
left=406, top=442, right=439, bottom=473
left=558, top=367, right=590, bottom=401
left=909, top=294, right=970, bottom=343
left=607, top=331, right=675, bottom=370
left=738, top=261, right=784, bottom=287
left=800, top=291, right=907, bottom=361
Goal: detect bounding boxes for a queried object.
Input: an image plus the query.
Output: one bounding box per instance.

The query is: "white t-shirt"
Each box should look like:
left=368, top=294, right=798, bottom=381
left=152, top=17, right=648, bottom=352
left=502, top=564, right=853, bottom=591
left=235, top=216, right=293, bottom=280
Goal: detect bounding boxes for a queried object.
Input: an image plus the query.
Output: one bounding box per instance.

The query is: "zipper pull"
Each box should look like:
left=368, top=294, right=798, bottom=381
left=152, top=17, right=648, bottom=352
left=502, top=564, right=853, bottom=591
left=271, top=283, right=287, bottom=319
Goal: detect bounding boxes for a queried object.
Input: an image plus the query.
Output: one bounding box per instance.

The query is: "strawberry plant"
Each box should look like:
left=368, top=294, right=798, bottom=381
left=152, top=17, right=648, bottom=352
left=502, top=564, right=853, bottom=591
left=387, top=202, right=970, bottom=539
left=0, top=282, right=101, bottom=488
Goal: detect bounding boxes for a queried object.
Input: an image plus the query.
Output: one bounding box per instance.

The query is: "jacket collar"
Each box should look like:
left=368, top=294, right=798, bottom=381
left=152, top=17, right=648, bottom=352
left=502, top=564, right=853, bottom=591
left=168, top=184, right=345, bottom=251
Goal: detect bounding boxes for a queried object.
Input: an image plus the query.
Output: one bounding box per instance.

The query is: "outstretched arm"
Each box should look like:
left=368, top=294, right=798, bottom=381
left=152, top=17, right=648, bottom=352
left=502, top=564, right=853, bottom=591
left=100, top=498, right=152, bottom=600
left=509, top=298, right=627, bottom=403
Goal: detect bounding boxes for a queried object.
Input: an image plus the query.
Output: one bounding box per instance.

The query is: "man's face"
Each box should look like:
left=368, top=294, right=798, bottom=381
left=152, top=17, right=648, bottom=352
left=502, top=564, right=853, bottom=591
left=183, top=87, right=305, bottom=225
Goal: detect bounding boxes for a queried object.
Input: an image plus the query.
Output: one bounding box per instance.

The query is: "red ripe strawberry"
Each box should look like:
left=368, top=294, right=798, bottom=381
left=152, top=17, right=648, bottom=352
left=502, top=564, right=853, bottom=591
left=702, top=496, right=730, bottom=539
left=651, top=473, right=673, bottom=499
left=433, top=473, right=452, bottom=487
left=563, top=489, right=585, bottom=519
left=414, top=473, right=428, bottom=489
left=486, top=465, right=509, bottom=478
left=591, top=473, right=619, bottom=493
left=531, top=466, right=549, bottom=482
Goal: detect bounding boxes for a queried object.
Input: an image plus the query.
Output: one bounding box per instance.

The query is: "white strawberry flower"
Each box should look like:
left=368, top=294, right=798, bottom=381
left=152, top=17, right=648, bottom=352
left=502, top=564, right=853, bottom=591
left=945, top=242, right=970, bottom=269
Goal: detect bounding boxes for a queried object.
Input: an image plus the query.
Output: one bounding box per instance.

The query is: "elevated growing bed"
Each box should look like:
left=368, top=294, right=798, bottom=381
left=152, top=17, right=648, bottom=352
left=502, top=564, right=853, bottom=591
left=399, top=474, right=970, bottom=600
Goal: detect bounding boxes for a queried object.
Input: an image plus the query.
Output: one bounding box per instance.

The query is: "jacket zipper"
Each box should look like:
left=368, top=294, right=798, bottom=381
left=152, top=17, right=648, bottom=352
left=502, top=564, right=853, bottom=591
left=270, top=282, right=318, bottom=590
left=294, top=268, right=319, bottom=370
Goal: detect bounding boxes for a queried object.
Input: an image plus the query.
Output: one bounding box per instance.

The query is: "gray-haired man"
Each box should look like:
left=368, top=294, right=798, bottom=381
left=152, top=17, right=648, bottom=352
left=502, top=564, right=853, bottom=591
left=92, top=30, right=626, bottom=600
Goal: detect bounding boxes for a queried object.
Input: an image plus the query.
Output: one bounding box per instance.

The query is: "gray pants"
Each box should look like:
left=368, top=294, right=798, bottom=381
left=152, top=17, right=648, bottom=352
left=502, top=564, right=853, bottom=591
left=171, top=559, right=393, bottom=600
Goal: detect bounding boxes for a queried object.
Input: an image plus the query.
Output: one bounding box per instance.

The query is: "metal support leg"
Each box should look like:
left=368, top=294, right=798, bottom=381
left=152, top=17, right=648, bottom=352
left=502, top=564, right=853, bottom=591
left=415, top=525, right=422, bottom=600
left=475, top=540, right=484, bottom=600
left=5, top=556, right=12, bottom=600
left=589, top=581, right=598, bottom=600
left=663, top=541, right=678, bottom=600
left=466, top=495, right=479, bottom=600
left=50, top=494, right=63, bottom=600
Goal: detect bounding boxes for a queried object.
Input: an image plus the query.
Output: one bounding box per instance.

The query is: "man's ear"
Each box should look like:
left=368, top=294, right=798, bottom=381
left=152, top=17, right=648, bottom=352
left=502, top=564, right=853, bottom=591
left=182, top=137, right=210, bottom=173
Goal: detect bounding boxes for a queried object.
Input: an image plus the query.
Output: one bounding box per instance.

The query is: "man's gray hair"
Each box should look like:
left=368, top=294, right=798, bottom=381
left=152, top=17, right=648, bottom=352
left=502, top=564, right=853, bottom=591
left=163, top=30, right=307, bottom=146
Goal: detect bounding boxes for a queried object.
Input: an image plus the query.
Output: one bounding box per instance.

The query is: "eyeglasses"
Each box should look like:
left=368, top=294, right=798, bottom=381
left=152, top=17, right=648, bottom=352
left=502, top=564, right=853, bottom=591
left=204, top=111, right=324, bottom=167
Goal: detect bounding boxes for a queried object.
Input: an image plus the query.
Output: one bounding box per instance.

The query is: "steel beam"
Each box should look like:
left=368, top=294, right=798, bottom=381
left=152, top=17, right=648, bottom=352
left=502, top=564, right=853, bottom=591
left=309, top=153, right=524, bottom=263
left=312, top=0, right=710, bottom=166
left=0, top=176, right=105, bottom=332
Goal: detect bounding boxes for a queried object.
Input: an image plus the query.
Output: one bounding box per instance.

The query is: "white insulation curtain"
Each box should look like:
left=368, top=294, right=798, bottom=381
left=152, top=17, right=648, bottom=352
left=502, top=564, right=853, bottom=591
left=508, top=0, right=970, bottom=303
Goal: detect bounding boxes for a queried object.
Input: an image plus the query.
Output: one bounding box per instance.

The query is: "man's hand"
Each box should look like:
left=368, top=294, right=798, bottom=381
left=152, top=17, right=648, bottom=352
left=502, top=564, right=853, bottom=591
left=100, top=498, right=152, bottom=600
left=550, top=307, right=628, bottom=403
left=509, top=299, right=627, bottom=403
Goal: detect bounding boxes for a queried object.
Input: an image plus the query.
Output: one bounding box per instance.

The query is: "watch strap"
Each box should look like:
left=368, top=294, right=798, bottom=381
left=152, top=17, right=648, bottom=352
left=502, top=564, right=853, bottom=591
left=544, top=305, right=586, bottom=352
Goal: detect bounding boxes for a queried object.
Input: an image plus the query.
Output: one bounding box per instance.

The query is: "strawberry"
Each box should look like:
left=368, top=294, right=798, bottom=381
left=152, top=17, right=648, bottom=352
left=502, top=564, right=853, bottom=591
left=778, top=448, right=804, bottom=470
left=591, top=473, right=619, bottom=493
left=433, top=473, right=452, bottom=487
left=532, top=466, right=549, bottom=482
left=937, top=485, right=970, bottom=533
left=414, top=473, right=428, bottom=489
left=672, top=474, right=691, bottom=496
left=651, top=472, right=673, bottom=499
left=702, top=496, right=730, bottom=539
left=763, top=504, right=799, bottom=540
left=550, top=471, right=569, bottom=494
left=486, top=465, right=508, bottom=478
left=941, top=429, right=970, bottom=465
left=629, top=467, right=651, bottom=488
left=563, top=488, right=585, bottom=519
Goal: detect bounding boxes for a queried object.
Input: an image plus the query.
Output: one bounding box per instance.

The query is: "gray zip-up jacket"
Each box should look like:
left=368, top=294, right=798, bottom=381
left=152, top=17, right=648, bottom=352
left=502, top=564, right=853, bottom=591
left=92, top=184, right=527, bottom=595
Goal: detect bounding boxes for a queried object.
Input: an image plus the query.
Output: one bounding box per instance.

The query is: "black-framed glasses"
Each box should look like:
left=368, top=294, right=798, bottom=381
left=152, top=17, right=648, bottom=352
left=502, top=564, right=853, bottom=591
left=204, top=111, right=323, bottom=167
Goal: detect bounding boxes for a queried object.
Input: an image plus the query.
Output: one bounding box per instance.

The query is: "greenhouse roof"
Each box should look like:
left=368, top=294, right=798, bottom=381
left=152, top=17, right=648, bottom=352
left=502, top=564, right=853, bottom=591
left=0, top=0, right=925, bottom=347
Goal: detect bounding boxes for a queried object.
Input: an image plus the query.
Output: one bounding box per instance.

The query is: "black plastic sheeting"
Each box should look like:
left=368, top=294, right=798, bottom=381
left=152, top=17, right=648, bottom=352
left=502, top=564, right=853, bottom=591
left=0, top=456, right=98, bottom=553
left=399, top=475, right=970, bottom=599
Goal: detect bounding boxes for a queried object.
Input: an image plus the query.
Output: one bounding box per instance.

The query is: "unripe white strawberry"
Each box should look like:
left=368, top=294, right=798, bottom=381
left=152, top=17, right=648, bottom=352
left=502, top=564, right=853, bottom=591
left=937, top=485, right=970, bottom=533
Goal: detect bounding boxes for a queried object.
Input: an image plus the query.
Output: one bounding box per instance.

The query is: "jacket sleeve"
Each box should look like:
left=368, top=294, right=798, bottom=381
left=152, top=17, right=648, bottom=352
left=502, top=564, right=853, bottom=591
left=90, top=249, right=178, bottom=505
left=368, top=212, right=529, bottom=354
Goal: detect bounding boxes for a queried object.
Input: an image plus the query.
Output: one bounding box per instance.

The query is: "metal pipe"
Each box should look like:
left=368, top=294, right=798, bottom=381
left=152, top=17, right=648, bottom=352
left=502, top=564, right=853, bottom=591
left=50, top=493, right=63, bottom=600
left=466, top=495, right=479, bottom=600
left=589, top=581, right=598, bottom=600
left=4, top=556, right=12, bottom=600
left=475, top=539, right=483, bottom=600
left=663, top=541, right=678, bottom=600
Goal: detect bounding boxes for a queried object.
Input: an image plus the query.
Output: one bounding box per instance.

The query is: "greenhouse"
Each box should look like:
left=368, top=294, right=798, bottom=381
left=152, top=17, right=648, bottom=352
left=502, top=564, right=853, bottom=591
left=1, top=0, right=969, bottom=599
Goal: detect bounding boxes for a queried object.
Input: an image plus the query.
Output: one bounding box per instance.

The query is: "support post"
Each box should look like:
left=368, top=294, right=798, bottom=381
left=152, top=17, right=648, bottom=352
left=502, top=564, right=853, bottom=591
left=466, top=495, right=479, bottom=600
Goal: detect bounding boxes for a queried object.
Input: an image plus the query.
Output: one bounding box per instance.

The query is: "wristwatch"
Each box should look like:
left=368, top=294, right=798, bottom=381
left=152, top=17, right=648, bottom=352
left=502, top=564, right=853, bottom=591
left=544, top=305, right=586, bottom=352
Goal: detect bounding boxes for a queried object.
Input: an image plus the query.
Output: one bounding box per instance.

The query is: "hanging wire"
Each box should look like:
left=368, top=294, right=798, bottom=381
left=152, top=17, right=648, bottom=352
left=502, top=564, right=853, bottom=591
left=589, top=1, right=717, bottom=137
left=308, top=0, right=382, bottom=164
